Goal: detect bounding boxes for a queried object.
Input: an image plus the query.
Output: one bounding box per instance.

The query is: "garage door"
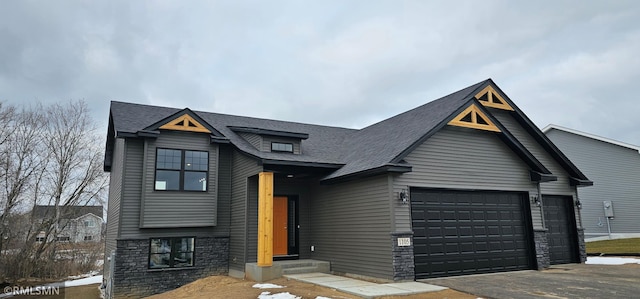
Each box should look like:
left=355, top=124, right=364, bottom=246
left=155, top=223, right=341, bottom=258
left=411, top=189, right=535, bottom=279
left=543, top=195, right=579, bottom=264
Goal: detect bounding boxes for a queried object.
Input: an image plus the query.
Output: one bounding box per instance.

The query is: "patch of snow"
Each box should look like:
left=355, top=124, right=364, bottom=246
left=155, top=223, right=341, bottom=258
left=586, top=256, right=640, bottom=265
left=64, top=275, right=103, bottom=287
left=316, top=297, right=333, bottom=299
left=258, top=291, right=301, bottom=299
left=252, top=283, right=285, bottom=289
left=67, top=270, right=100, bottom=280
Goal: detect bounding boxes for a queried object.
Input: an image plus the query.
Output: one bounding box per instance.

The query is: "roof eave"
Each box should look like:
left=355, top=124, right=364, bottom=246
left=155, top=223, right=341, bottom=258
left=321, top=163, right=412, bottom=185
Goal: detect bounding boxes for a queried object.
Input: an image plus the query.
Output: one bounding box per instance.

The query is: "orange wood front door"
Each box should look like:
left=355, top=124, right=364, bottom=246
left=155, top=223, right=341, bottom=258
left=273, top=196, right=288, bottom=256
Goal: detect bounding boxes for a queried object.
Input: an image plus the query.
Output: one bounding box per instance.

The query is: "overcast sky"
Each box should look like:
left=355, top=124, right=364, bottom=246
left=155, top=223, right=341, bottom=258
left=1, top=1, right=639, bottom=146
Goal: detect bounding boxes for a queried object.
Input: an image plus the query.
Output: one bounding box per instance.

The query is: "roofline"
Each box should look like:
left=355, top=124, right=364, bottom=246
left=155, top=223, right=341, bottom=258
left=543, top=124, right=640, bottom=152
left=229, top=126, right=310, bottom=140
left=261, top=159, right=343, bottom=169
left=321, top=163, right=412, bottom=184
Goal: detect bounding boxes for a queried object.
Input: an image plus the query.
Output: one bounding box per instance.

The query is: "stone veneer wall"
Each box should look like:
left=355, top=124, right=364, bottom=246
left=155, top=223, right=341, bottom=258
left=533, top=229, right=550, bottom=269
left=112, top=237, right=229, bottom=298
left=391, top=232, right=415, bottom=281
left=577, top=228, right=586, bottom=262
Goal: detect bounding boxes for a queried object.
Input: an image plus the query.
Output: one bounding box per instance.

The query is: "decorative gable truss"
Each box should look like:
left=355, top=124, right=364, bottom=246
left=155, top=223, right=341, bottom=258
left=448, top=104, right=501, bottom=132
left=159, top=114, right=211, bottom=133
left=475, top=85, right=514, bottom=111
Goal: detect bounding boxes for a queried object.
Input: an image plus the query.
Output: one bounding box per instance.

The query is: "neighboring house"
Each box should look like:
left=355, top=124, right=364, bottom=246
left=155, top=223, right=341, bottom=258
left=543, top=125, right=640, bottom=240
left=33, top=205, right=103, bottom=243
left=102, top=79, right=592, bottom=298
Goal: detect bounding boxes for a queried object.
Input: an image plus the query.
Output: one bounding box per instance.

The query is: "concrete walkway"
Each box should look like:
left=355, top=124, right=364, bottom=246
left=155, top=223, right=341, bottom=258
left=284, top=272, right=447, bottom=299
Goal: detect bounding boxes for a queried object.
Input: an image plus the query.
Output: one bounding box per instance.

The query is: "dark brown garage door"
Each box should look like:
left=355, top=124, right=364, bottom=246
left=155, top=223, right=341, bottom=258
left=411, top=189, right=535, bottom=279
left=543, top=195, right=579, bottom=264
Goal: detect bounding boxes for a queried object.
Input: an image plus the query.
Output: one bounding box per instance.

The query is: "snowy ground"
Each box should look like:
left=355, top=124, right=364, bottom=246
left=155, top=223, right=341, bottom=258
left=0, top=274, right=102, bottom=298
left=585, top=256, right=640, bottom=265
left=252, top=283, right=331, bottom=299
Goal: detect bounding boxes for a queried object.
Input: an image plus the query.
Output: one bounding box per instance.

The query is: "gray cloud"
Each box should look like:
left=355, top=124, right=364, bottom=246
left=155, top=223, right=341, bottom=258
left=1, top=0, right=638, bottom=145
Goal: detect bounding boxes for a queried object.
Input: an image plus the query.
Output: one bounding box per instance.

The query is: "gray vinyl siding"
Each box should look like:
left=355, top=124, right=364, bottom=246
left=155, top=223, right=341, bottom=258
left=492, top=110, right=579, bottom=229
left=394, top=126, right=538, bottom=231
left=546, top=129, right=640, bottom=236
left=263, top=136, right=301, bottom=154
left=119, top=136, right=226, bottom=239
left=493, top=111, right=574, bottom=195
left=140, top=131, right=218, bottom=228
left=238, top=132, right=262, bottom=150
left=246, top=176, right=259, bottom=263
left=229, top=151, right=262, bottom=271
left=311, top=175, right=393, bottom=279
left=104, top=138, right=124, bottom=281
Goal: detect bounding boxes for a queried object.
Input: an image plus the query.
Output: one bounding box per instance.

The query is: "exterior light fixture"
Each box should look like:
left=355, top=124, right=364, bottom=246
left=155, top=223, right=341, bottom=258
left=576, top=198, right=582, bottom=209
left=399, top=189, right=409, bottom=204
left=533, top=196, right=541, bottom=207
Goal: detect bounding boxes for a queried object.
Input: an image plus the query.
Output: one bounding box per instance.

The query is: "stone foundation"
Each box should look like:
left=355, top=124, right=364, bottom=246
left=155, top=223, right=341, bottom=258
left=111, top=236, right=229, bottom=298
left=391, top=232, right=415, bottom=281
left=577, top=228, right=586, bottom=263
left=533, top=229, right=550, bottom=269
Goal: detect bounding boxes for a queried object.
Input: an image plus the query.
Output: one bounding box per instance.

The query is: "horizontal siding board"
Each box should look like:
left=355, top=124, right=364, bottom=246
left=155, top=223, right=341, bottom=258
left=119, top=135, right=226, bottom=239
left=394, top=126, right=538, bottom=231
left=229, top=151, right=261, bottom=271
left=492, top=111, right=575, bottom=196
left=546, top=129, right=640, bottom=235
left=104, top=138, right=124, bottom=280
left=312, top=175, right=393, bottom=279
left=238, top=132, right=262, bottom=150
left=141, top=132, right=218, bottom=227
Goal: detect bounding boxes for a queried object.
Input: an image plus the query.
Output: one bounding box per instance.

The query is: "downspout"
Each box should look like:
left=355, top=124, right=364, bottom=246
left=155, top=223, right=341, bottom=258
left=537, top=182, right=545, bottom=229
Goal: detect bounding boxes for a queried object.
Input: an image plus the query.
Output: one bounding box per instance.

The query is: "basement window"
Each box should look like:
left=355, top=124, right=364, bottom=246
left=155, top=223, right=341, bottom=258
left=271, top=142, right=294, bottom=153
left=149, top=237, right=195, bottom=269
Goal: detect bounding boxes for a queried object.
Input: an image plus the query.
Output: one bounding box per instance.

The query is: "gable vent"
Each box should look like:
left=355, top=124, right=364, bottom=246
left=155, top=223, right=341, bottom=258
left=159, top=114, right=211, bottom=133
left=475, top=85, right=514, bottom=111
left=448, top=104, right=501, bottom=132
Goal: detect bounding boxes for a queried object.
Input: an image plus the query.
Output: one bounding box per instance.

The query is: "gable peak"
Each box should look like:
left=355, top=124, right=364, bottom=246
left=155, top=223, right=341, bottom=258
left=475, top=85, right=514, bottom=111
left=159, top=113, right=211, bottom=133
left=448, top=104, right=501, bottom=132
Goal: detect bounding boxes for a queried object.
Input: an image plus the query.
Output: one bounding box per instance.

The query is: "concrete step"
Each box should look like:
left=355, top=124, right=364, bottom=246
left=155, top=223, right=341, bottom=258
left=282, top=266, right=321, bottom=275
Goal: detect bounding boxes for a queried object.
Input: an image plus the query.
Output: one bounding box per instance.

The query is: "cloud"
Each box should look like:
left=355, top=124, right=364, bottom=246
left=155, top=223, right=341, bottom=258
left=0, top=0, right=638, bottom=145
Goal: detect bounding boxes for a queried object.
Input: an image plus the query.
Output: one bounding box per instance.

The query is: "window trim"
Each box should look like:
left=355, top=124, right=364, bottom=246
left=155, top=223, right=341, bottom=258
left=271, top=142, right=294, bottom=153
left=154, top=148, right=209, bottom=192
left=148, top=237, right=196, bottom=269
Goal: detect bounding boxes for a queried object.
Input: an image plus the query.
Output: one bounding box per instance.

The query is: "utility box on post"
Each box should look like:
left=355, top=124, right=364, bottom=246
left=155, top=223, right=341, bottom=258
left=603, top=201, right=614, bottom=218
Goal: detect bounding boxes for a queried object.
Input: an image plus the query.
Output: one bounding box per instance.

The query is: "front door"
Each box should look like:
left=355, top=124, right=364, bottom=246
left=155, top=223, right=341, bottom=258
left=273, top=196, right=288, bottom=256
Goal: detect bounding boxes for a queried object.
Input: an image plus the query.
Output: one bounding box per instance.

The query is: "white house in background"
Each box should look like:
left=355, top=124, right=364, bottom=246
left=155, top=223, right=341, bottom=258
left=543, top=125, right=640, bottom=240
left=33, top=205, right=104, bottom=243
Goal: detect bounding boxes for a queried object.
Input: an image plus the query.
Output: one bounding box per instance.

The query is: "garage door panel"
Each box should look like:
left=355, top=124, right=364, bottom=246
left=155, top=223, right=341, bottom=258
left=412, top=189, right=535, bottom=279
left=543, top=195, right=579, bottom=265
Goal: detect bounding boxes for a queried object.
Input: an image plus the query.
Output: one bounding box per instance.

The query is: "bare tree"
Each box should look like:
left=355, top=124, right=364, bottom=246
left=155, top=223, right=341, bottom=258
left=0, top=101, right=107, bottom=281
left=0, top=104, right=46, bottom=254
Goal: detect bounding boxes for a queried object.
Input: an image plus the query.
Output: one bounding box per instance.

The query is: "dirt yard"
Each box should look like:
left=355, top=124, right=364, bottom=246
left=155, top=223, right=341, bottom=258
left=145, top=276, right=477, bottom=299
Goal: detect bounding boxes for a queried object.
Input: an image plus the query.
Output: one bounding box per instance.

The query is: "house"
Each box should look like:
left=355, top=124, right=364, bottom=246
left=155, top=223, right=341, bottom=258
left=102, top=79, right=591, bottom=298
left=543, top=125, right=640, bottom=240
left=32, top=205, right=103, bottom=243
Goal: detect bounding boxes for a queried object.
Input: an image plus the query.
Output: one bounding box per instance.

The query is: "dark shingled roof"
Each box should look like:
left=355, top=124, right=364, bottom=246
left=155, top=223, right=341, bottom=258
left=106, top=78, right=591, bottom=183
left=33, top=205, right=103, bottom=220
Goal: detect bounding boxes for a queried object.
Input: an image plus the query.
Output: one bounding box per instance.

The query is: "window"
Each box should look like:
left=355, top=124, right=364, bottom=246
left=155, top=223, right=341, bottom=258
left=149, top=237, right=195, bottom=269
left=84, top=219, right=95, bottom=227
left=271, top=142, right=293, bottom=153
left=84, top=235, right=93, bottom=241
left=155, top=149, right=208, bottom=191
left=56, top=236, right=70, bottom=242
left=36, top=237, right=45, bottom=242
